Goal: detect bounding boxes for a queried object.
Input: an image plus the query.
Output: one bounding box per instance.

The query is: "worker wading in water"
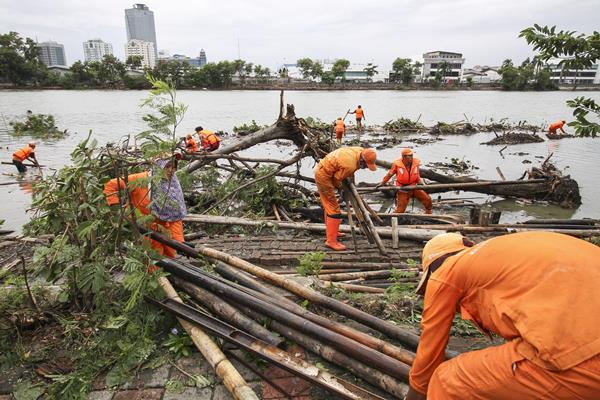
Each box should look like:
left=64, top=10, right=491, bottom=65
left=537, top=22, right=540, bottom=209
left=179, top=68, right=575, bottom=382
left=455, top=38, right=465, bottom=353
left=405, top=231, right=600, bottom=400
left=334, top=117, right=346, bottom=145
left=195, top=126, right=221, bottom=152
left=349, top=105, right=365, bottom=132
left=314, top=147, right=377, bottom=251
left=548, top=119, right=567, bottom=136
left=378, top=148, right=432, bottom=214
left=12, top=142, right=39, bottom=173
left=103, top=155, right=187, bottom=270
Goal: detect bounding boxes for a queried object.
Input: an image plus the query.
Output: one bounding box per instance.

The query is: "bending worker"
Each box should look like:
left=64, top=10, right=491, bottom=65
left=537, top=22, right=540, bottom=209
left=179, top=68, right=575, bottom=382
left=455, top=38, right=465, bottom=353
left=314, top=147, right=377, bottom=251
left=12, top=142, right=39, bottom=173
left=405, top=231, right=600, bottom=400
left=549, top=119, right=567, bottom=135
left=349, top=105, right=365, bottom=132
left=103, top=155, right=187, bottom=261
left=378, top=148, right=432, bottom=214
left=184, top=134, right=198, bottom=154
left=334, top=117, right=346, bottom=145
left=195, top=126, right=221, bottom=152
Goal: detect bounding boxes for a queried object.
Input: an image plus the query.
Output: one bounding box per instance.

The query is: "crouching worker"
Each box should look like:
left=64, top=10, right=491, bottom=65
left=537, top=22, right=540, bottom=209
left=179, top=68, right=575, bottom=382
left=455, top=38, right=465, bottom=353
left=314, top=147, right=377, bottom=251
left=103, top=155, right=187, bottom=267
left=405, top=231, right=600, bottom=400
left=379, top=148, right=432, bottom=214
left=12, top=141, right=39, bottom=173
left=196, top=126, right=221, bottom=152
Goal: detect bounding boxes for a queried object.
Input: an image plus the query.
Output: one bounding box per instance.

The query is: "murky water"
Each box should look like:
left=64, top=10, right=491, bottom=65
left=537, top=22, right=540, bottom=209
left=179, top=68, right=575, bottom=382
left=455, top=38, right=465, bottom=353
left=1, top=89, right=599, bottom=231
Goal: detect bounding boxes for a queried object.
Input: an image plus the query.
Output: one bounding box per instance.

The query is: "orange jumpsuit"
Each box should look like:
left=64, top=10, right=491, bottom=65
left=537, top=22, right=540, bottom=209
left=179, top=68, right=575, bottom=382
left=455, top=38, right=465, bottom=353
left=199, top=129, right=220, bottom=151
left=12, top=145, right=35, bottom=162
left=186, top=137, right=198, bottom=153
left=549, top=120, right=566, bottom=134
left=103, top=172, right=183, bottom=258
left=382, top=158, right=432, bottom=214
left=314, top=147, right=362, bottom=217
left=335, top=119, right=346, bottom=140
left=409, top=231, right=600, bottom=399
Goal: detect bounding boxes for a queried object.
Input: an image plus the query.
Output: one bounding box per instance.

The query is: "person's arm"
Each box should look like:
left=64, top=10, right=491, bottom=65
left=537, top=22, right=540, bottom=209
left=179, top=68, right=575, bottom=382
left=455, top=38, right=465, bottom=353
left=27, top=153, right=39, bottom=167
left=408, top=279, right=460, bottom=396
left=560, top=126, right=567, bottom=134
left=349, top=110, right=356, bottom=114
left=418, top=177, right=425, bottom=185
left=380, top=164, right=397, bottom=185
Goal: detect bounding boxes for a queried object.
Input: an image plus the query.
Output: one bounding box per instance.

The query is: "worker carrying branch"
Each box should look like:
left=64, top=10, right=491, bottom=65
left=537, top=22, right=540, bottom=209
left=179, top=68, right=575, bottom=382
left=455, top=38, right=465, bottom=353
left=195, top=126, right=221, bottom=152
left=12, top=141, right=39, bottom=173
left=548, top=119, right=567, bottom=136
left=378, top=148, right=432, bottom=214
left=314, top=147, right=377, bottom=251
left=405, top=231, right=600, bottom=400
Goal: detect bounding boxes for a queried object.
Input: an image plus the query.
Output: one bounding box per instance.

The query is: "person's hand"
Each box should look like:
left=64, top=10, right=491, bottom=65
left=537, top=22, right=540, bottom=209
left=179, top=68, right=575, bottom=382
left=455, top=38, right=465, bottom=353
left=374, top=182, right=383, bottom=190
left=404, top=386, right=427, bottom=400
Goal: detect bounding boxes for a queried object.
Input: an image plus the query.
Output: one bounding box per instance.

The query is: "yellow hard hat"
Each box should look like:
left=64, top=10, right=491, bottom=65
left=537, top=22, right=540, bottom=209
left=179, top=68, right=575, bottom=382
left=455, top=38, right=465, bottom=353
left=401, top=148, right=413, bottom=156
left=415, top=233, right=473, bottom=295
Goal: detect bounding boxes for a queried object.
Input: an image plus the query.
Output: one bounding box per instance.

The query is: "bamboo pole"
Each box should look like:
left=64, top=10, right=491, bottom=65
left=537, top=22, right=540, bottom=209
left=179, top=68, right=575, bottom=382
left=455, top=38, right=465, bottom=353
left=318, top=270, right=396, bottom=282
left=346, top=181, right=388, bottom=255
left=157, top=276, right=259, bottom=400
left=391, top=217, right=399, bottom=249
left=320, top=280, right=386, bottom=293
left=358, top=178, right=547, bottom=193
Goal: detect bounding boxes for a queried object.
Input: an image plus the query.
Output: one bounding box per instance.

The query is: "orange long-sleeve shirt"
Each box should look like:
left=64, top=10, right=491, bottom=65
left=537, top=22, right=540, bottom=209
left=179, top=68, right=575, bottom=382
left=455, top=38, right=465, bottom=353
left=103, top=172, right=151, bottom=215
left=409, top=231, right=600, bottom=395
left=314, top=147, right=362, bottom=189
left=382, top=158, right=421, bottom=186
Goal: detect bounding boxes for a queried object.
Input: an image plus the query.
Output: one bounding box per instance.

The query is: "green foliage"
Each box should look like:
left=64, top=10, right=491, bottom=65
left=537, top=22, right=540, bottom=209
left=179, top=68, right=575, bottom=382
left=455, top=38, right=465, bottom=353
left=163, top=331, right=194, bottom=358
left=590, top=236, right=600, bottom=247
left=566, top=97, right=600, bottom=137
left=0, top=31, right=47, bottom=86
left=391, top=58, right=417, bottom=84
left=363, top=63, right=378, bottom=82
left=232, top=119, right=266, bottom=134
left=305, top=116, right=331, bottom=129
left=297, top=252, right=325, bottom=276
left=331, top=59, right=350, bottom=81
left=9, top=111, right=68, bottom=140
left=499, top=58, right=557, bottom=91
left=383, top=118, right=425, bottom=132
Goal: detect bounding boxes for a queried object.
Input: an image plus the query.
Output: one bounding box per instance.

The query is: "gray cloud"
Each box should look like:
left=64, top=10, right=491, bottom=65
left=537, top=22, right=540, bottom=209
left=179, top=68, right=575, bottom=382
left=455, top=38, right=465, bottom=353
left=1, top=0, right=598, bottom=69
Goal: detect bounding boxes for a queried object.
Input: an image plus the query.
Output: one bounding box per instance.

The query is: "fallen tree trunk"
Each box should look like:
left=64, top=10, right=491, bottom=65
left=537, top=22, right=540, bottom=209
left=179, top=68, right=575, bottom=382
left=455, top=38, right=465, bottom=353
left=359, top=179, right=546, bottom=193
left=183, top=213, right=442, bottom=241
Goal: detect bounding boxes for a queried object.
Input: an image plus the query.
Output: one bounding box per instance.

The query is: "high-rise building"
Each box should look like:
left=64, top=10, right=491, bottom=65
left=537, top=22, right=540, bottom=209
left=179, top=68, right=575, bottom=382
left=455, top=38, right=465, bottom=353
left=125, top=39, right=156, bottom=68
left=37, top=41, right=67, bottom=67
left=125, top=4, right=157, bottom=58
left=83, top=39, right=113, bottom=62
left=199, top=49, right=207, bottom=67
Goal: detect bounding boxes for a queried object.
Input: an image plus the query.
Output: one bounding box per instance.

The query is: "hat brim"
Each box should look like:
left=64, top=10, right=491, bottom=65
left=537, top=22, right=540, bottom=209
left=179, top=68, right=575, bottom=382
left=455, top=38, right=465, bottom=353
left=366, top=162, right=377, bottom=171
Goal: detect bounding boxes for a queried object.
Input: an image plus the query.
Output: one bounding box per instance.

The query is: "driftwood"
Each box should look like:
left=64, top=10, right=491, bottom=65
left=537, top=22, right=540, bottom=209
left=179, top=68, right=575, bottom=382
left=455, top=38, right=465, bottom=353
left=359, top=179, right=547, bottom=193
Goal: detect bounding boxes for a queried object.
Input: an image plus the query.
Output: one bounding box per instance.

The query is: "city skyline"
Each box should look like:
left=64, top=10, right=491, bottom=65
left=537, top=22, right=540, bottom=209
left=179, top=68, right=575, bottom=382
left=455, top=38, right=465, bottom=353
left=1, top=0, right=599, bottom=70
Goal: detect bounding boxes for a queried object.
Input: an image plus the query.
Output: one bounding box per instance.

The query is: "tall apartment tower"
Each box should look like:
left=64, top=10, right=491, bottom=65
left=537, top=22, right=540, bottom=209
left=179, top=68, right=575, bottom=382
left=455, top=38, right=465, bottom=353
left=199, top=49, right=207, bottom=67
left=37, top=41, right=67, bottom=66
left=125, top=39, right=156, bottom=68
left=125, top=4, right=157, bottom=58
left=83, top=39, right=114, bottom=62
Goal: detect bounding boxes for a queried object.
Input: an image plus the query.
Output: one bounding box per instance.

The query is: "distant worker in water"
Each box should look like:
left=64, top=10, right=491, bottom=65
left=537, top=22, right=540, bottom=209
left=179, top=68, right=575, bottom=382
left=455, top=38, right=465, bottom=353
left=195, top=126, right=221, bottom=152
left=349, top=105, right=365, bottom=132
left=314, top=147, right=377, bottom=251
left=548, top=119, right=567, bottom=136
left=377, top=148, right=432, bottom=214
left=334, top=117, right=346, bottom=145
left=12, top=142, right=39, bottom=173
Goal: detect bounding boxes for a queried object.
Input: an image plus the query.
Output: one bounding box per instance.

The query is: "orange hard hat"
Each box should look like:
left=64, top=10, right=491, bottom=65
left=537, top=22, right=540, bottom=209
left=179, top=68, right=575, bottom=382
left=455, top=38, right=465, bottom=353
left=401, top=148, right=414, bottom=156
left=415, top=233, right=473, bottom=295
left=362, top=148, right=377, bottom=171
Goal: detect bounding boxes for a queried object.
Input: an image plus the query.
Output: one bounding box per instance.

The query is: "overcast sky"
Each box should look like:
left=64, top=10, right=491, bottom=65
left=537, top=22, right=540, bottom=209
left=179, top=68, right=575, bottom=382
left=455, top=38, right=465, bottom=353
left=2, top=0, right=599, bottom=69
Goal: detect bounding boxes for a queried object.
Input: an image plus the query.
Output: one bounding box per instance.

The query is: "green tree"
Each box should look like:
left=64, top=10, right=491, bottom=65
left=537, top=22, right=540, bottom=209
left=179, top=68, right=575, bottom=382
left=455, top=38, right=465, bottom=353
left=253, top=64, right=271, bottom=82
left=126, top=55, right=143, bottom=71
left=435, top=61, right=451, bottom=85
left=98, top=54, right=126, bottom=87
left=151, top=59, right=191, bottom=88
left=310, top=61, right=323, bottom=80
left=321, top=71, right=335, bottom=85
left=520, top=25, right=600, bottom=136
left=296, top=58, right=314, bottom=79
left=391, top=57, right=413, bottom=84
left=0, top=31, right=47, bottom=85
left=363, top=63, right=378, bottom=82
left=331, top=59, right=350, bottom=82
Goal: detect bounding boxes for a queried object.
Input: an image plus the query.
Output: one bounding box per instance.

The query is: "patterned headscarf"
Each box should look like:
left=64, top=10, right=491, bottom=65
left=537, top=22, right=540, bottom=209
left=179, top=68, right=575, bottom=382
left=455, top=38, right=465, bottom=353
left=151, top=159, right=187, bottom=221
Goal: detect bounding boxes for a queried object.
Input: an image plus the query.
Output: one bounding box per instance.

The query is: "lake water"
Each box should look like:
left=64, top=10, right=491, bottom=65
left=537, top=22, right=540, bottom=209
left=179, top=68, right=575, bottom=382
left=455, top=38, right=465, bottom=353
left=1, top=89, right=599, bottom=232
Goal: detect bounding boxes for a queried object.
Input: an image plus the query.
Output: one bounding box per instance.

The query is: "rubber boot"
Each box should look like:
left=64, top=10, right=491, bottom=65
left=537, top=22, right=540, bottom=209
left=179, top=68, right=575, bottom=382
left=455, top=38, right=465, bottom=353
left=325, top=218, right=347, bottom=251
left=324, top=212, right=345, bottom=238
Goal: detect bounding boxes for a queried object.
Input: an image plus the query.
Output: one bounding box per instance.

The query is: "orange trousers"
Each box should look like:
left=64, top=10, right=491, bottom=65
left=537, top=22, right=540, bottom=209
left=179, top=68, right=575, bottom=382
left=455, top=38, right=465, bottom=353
left=428, top=340, right=600, bottom=399
left=149, top=219, right=184, bottom=258
left=395, top=190, right=432, bottom=213
left=315, top=170, right=341, bottom=217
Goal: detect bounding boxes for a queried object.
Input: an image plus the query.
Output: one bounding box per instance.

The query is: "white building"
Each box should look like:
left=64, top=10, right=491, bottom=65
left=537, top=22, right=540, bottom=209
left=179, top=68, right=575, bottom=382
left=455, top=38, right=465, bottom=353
left=547, top=58, right=600, bottom=85
left=125, top=39, right=156, bottom=68
left=83, top=39, right=113, bottom=62
left=461, top=65, right=501, bottom=83
left=422, top=51, right=465, bottom=82
left=279, top=60, right=388, bottom=83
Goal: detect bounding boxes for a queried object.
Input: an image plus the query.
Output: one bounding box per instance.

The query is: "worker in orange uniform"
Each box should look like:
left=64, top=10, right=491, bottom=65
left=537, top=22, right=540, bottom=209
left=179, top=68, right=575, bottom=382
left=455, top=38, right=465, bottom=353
left=548, top=119, right=567, bottom=135
left=334, top=117, right=346, bottom=145
left=405, top=231, right=600, bottom=400
left=12, top=142, right=39, bottom=173
left=314, top=147, right=377, bottom=251
left=195, top=126, right=221, bottom=152
left=103, top=155, right=187, bottom=261
left=185, top=134, right=198, bottom=153
left=378, top=148, right=432, bottom=214
left=349, top=105, right=365, bottom=132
